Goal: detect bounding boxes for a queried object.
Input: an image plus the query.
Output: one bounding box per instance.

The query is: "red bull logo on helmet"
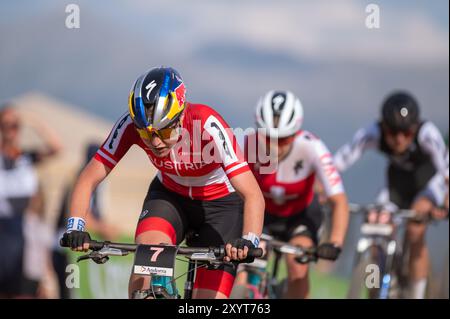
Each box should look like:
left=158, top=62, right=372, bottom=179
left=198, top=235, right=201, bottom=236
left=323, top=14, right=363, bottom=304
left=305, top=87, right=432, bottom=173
left=175, top=82, right=186, bottom=108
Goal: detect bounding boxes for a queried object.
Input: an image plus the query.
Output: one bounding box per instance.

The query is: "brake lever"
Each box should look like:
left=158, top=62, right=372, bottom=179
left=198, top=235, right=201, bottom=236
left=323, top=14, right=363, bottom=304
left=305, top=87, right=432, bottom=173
left=207, top=259, right=237, bottom=270
left=92, top=256, right=110, bottom=264
left=76, top=251, right=110, bottom=264
left=76, top=254, right=92, bottom=263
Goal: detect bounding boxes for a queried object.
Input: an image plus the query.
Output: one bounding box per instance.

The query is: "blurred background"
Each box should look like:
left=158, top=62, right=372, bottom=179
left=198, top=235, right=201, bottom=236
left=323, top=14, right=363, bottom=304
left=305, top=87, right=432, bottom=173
left=0, top=0, right=448, bottom=298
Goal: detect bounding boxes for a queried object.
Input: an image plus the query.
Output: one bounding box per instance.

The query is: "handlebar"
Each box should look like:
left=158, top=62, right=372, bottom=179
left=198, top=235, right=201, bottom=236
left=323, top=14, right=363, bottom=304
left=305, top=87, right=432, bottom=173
left=60, top=238, right=263, bottom=262
left=59, top=238, right=137, bottom=251
left=349, top=203, right=414, bottom=216
left=348, top=203, right=443, bottom=223
left=260, top=233, right=317, bottom=263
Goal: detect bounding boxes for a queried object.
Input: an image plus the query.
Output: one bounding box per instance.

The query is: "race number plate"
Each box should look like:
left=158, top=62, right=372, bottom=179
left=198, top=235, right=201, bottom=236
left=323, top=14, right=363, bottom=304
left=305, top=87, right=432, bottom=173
left=133, top=244, right=178, bottom=277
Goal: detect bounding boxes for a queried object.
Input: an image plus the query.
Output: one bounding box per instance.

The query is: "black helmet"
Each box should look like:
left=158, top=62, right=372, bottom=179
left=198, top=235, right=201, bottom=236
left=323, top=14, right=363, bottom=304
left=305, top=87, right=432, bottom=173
left=381, top=91, right=420, bottom=131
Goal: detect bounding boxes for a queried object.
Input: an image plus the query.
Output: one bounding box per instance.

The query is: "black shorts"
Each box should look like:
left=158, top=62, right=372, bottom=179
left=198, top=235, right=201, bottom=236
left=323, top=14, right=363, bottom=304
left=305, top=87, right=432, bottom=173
left=0, top=220, right=24, bottom=296
left=387, top=163, right=437, bottom=209
left=263, top=196, right=323, bottom=245
left=134, top=177, right=244, bottom=296
left=18, top=278, right=39, bottom=297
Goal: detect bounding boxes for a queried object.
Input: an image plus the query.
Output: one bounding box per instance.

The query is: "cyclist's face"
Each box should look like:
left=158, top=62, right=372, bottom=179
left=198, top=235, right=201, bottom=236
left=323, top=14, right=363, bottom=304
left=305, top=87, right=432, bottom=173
left=383, top=125, right=416, bottom=154
left=137, top=119, right=182, bottom=158
left=258, top=133, right=295, bottom=161
left=0, top=109, right=20, bottom=144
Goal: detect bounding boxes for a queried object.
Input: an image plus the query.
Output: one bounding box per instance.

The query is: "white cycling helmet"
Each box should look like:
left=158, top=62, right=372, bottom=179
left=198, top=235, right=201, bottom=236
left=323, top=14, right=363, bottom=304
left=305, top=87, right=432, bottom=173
left=255, top=90, right=304, bottom=138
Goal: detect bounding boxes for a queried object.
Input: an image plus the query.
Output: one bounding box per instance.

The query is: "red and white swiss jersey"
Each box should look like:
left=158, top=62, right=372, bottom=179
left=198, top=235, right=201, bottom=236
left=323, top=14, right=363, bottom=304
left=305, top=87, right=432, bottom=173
left=246, top=130, right=344, bottom=217
left=95, top=103, right=250, bottom=200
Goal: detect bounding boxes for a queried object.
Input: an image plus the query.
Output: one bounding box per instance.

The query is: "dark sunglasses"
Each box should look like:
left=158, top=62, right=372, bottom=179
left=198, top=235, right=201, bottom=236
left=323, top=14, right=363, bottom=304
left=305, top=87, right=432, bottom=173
left=384, top=127, right=414, bottom=137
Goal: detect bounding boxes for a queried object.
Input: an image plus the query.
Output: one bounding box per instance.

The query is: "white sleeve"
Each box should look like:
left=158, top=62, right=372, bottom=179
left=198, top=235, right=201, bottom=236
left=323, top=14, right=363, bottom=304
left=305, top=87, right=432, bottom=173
left=418, top=122, right=449, bottom=180
left=334, top=122, right=380, bottom=172
left=310, top=138, right=345, bottom=197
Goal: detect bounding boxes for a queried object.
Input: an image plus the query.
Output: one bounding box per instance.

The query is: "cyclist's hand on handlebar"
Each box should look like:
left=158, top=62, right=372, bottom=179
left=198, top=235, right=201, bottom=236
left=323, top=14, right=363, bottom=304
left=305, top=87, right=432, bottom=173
left=224, top=238, right=255, bottom=263
left=317, top=242, right=341, bottom=261
left=430, top=206, right=448, bottom=220
left=61, top=231, right=91, bottom=252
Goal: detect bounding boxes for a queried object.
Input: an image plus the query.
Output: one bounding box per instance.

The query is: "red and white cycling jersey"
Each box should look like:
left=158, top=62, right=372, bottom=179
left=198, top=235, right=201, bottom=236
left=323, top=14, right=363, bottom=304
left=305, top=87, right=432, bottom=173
left=246, top=131, right=345, bottom=217
left=95, top=103, right=250, bottom=200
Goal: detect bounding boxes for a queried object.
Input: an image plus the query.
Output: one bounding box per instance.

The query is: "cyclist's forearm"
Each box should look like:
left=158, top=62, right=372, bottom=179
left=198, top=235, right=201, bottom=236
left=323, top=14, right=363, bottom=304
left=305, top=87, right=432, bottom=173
left=230, top=171, right=265, bottom=237
left=328, top=193, right=349, bottom=246
left=242, top=191, right=265, bottom=237
left=69, top=177, right=98, bottom=221
left=69, top=159, right=110, bottom=223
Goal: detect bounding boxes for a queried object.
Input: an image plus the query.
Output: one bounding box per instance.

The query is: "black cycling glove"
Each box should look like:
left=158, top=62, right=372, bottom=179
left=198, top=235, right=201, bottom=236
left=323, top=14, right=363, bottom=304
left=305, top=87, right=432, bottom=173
left=61, top=231, right=91, bottom=250
left=227, top=238, right=256, bottom=263
left=316, top=242, right=341, bottom=261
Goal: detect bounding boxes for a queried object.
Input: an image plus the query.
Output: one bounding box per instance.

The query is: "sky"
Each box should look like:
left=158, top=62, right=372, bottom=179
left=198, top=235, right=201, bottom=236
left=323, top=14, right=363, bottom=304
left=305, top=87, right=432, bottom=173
left=0, top=0, right=448, bottom=277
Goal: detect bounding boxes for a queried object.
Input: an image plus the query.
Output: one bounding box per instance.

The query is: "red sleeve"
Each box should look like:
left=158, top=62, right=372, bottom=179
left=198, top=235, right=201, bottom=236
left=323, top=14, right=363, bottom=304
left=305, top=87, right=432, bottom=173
left=94, top=113, right=138, bottom=169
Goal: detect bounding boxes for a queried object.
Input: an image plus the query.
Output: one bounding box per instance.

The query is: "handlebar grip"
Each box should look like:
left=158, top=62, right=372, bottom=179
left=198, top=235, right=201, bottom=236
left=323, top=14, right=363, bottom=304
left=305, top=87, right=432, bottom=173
left=59, top=235, right=104, bottom=251
left=247, top=247, right=263, bottom=258
left=88, top=240, right=104, bottom=250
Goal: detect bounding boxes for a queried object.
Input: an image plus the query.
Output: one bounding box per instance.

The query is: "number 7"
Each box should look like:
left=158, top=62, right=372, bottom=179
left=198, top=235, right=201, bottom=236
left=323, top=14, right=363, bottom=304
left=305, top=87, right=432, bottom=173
left=150, top=247, right=164, bottom=262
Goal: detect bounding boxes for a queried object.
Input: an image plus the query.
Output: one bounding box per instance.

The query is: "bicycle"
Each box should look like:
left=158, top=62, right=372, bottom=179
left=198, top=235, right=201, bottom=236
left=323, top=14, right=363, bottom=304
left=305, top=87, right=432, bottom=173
left=60, top=238, right=263, bottom=299
left=231, top=233, right=317, bottom=299
left=346, top=203, right=438, bottom=299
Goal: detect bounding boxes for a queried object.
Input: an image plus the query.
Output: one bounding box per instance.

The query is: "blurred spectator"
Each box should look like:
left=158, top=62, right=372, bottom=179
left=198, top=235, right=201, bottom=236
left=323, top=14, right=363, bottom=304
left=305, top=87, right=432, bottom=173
left=52, top=142, right=120, bottom=299
left=22, top=184, right=55, bottom=298
left=0, top=104, right=62, bottom=298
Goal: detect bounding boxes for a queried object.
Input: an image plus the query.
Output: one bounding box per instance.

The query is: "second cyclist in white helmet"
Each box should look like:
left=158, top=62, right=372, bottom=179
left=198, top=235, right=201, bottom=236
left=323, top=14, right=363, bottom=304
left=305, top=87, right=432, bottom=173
left=237, top=90, right=350, bottom=299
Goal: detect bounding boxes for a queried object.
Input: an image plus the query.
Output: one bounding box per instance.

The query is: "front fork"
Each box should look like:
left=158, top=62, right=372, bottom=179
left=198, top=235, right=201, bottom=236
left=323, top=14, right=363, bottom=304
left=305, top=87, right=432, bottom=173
left=353, top=237, right=397, bottom=299
left=379, top=240, right=397, bottom=299
left=131, top=275, right=179, bottom=299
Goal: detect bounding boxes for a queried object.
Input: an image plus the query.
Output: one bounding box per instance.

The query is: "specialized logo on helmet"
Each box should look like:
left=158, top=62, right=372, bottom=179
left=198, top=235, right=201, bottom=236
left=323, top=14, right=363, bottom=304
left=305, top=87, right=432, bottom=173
left=272, top=92, right=287, bottom=115
left=400, top=107, right=408, bottom=117
left=145, top=80, right=157, bottom=100
left=273, top=95, right=285, bottom=111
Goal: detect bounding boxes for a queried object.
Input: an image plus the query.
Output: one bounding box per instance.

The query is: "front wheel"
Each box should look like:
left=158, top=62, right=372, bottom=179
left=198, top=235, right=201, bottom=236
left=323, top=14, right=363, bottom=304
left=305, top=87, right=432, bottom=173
left=347, top=245, right=385, bottom=299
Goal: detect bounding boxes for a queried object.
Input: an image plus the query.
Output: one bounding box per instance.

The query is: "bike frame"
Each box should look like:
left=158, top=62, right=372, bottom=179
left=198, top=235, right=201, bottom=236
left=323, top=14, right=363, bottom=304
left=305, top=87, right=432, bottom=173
left=347, top=204, right=437, bottom=299
left=184, top=260, right=197, bottom=299
left=353, top=233, right=399, bottom=299
left=240, top=234, right=316, bottom=299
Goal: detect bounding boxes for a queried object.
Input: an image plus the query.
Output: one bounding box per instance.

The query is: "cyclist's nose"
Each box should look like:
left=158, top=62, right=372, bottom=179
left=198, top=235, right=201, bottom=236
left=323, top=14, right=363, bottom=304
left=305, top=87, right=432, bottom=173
left=150, top=133, right=163, bottom=147
left=394, top=134, right=403, bottom=143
